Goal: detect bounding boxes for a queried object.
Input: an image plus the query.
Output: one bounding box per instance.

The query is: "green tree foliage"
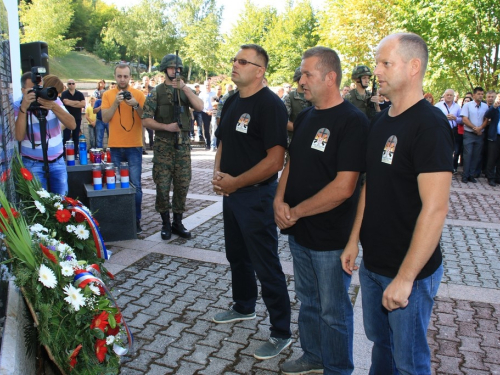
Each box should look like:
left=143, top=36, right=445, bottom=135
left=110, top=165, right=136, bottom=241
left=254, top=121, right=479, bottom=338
left=316, top=0, right=395, bottom=79
left=219, top=1, right=278, bottom=77
left=93, top=38, right=120, bottom=63
left=262, top=0, right=319, bottom=85
left=104, top=0, right=177, bottom=73
left=173, top=0, right=223, bottom=80
left=19, top=0, right=79, bottom=56
left=393, top=0, right=500, bottom=94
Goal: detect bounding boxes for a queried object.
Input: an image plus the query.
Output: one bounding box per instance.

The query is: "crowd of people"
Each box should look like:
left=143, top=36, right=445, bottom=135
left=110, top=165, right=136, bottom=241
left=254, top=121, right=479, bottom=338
left=12, top=31, right=500, bottom=375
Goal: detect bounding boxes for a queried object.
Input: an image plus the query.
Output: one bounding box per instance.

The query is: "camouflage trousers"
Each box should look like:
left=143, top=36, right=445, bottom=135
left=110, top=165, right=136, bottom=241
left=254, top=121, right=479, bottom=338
left=152, top=132, right=191, bottom=214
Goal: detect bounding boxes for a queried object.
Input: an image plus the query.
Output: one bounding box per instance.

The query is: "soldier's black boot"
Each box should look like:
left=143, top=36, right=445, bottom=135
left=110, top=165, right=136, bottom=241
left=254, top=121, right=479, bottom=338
left=172, top=213, right=191, bottom=239
left=160, top=211, right=171, bottom=240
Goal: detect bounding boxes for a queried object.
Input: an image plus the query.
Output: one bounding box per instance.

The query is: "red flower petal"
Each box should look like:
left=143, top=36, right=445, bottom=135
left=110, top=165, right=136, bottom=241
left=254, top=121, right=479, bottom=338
left=55, top=209, right=72, bottom=223
left=91, top=311, right=109, bottom=332
left=95, top=339, right=107, bottom=363
left=74, top=212, right=85, bottom=223
left=63, top=196, right=81, bottom=207
left=69, top=344, right=82, bottom=370
left=20, top=168, right=33, bottom=181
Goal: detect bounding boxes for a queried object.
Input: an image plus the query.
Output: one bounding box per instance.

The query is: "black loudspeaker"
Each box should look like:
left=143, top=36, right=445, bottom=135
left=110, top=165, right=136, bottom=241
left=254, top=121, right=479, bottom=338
left=20, top=41, right=49, bottom=74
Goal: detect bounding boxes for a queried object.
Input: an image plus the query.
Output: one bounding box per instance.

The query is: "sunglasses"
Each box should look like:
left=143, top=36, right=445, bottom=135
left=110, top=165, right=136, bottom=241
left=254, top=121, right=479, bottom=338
left=231, top=58, right=262, bottom=68
left=67, top=82, right=75, bottom=85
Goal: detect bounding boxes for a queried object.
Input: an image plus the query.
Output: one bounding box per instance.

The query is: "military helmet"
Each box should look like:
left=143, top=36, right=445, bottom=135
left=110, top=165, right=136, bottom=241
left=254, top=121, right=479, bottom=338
left=351, top=65, right=372, bottom=80
left=293, top=67, right=302, bottom=83
left=159, top=54, right=183, bottom=72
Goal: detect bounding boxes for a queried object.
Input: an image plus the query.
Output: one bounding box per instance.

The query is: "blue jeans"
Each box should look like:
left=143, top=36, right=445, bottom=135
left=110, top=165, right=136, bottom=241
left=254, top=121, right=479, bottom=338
left=88, top=124, right=96, bottom=149
left=193, top=111, right=203, bottom=139
left=223, top=182, right=291, bottom=339
left=110, top=147, right=142, bottom=220
left=95, top=120, right=109, bottom=149
left=22, top=156, right=68, bottom=195
left=289, top=236, right=354, bottom=374
left=462, top=131, right=483, bottom=178
left=360, top=261, right=443, bottom=375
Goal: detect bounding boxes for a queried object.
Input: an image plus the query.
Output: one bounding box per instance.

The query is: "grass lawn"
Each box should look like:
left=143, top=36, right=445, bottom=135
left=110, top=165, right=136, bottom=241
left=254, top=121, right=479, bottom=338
left=50, top=51, right=115, bottom=82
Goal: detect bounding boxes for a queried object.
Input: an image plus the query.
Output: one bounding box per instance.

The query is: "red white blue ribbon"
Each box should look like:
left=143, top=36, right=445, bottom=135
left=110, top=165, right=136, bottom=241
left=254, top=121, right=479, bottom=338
left=74, top=265, right=133, bottom=355
left=69, top=205, right=110, bottom=260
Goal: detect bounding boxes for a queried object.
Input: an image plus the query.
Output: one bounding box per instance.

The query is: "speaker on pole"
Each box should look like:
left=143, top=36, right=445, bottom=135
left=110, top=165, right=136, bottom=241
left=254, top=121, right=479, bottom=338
left=20, top=41, right=49, bottom=74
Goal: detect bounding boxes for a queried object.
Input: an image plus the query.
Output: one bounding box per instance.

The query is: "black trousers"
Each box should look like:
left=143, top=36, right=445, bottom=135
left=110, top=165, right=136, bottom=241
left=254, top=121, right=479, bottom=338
left=486, top=137, right=500, bottom=181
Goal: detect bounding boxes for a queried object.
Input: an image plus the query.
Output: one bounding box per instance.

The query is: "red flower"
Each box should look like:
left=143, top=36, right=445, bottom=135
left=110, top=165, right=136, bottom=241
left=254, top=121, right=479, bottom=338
left=63, top=196, right=81, bottom=207
left=55, top=209, right=72, bottom=223
left=0, top=207, right=20, bottom=219
left=40, top=244, right=58, bottom=264
left=20, top=168, right=33, bottom=181
left=69, top=344, right=82, bottom=370
left=91, top=311, right=109, bottom=332
left=107, top=326, right=120, bottom=336
left=74, top=212, right=85, bottom=223
left=0, top=169, right=10, bottom=182
left=114, top=313, right=122, bottom=324
left=95, top=339, right=107, bottom=363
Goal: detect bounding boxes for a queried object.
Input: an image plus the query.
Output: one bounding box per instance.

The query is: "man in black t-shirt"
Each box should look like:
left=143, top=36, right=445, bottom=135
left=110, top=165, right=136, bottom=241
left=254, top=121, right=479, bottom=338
left=61, top=79, right=86, bottom=151
left=341, top=33, right=453, bottom=374
left=211, top=44, right=291, bottom=362
left=275, top=47, right=368, bottom=375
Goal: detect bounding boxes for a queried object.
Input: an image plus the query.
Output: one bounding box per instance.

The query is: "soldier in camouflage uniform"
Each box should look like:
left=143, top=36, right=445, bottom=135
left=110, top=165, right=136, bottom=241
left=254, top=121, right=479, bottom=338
left=142, top=54, right=203, bottom=240
left=344, top=65, right=380, bottom=120
left=283, top=67, right=312, bottom=142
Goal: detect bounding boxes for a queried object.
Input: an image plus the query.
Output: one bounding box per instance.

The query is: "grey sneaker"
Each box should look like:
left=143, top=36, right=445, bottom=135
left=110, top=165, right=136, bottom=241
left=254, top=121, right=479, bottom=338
left=254, top=337, right=292, bottom=360
left=212, top=309, right=256, bottom=324
left=281, top=355, right=324, bottom=374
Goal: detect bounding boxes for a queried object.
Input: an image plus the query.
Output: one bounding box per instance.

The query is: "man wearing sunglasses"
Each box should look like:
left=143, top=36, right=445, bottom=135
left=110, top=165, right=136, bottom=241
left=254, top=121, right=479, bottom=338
left=61, top=79, right=86, bottom=152
left=212, top=44, right=291, bottom=361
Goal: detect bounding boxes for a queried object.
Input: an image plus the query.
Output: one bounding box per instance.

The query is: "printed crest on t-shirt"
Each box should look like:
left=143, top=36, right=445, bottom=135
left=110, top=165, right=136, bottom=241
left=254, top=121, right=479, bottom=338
left=235, top=113, right=250, bottom=133
left=311, top=128, right=330, bottom=152
left=382, top=135, right=397, bottom=164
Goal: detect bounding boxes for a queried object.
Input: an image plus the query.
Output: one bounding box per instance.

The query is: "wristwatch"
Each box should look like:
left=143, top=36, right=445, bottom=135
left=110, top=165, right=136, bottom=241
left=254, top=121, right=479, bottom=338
left=133, top=104, right=140, bottom=110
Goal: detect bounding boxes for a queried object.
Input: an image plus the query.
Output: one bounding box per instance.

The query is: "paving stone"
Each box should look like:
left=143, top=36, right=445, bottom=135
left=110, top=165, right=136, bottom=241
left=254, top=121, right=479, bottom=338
left=184, top=344, right=217, bottom=365
left=171, top=332, right=205, bottom=350
left=461, top=350, right=488, bottom=370
left=212, top=340, right=245, bottom=360
left=199, top=357, right=232, bottom=374
left=125, top=350, right=161, bottom=371
left=147, top=364, right=175, bottom=375
left=435, top=354, right=464, bottom=374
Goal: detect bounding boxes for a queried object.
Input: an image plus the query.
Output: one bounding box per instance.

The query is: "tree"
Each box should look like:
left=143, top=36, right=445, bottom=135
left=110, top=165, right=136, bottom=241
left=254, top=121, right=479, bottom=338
left=262, top=0, right=319, bottom=85
left=219, top=1, right=278, bottom=78
left=19, top=0, right=79, bottom=56
left=393, top=0, right=500, bottom=94
left=94, top=38, right=120, bottom=63
left=173, top=0, right=223, bottom=80
left=104, top=0, right=177, bottom=73
left=316, top=0, right=395, bottom=78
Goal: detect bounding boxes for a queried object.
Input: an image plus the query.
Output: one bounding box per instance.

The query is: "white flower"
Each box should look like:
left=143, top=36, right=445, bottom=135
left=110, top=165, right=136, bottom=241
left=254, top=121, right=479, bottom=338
left=34, top=200, right=46, bottom=213
left=63, top=284, right=86, bottom=311
left=36, top=189, right=50, bottom=198
left=35, top=232, right=48, bottom=240
left=66, top=225, right=76, bottom=233
left=51, top=194, right=62, bottom=201
left=88, top=284, right=100, bottom=295
left=38, top=264, right=57, bottom=288
left=56, top=243, right=67, bottom=252
left=60, top=262, right=74, bottom=277
left=30, top=224, right=48, bottom=233
left=53, top=202, right=64, bottom=210
left=74, top=225, right=89, bottom=240
left=106, top=335, right=115, bottom=345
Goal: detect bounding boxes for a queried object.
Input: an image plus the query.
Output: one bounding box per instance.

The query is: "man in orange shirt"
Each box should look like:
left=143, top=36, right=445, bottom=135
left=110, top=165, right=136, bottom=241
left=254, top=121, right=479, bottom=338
left=102, top=64, right=146, bottom=234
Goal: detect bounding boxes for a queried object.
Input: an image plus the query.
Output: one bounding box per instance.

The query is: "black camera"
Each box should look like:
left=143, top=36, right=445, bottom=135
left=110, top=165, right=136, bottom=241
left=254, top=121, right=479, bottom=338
left=28, top=67, right=58, bottom=108
left=121, top=91, right=132, bottom=100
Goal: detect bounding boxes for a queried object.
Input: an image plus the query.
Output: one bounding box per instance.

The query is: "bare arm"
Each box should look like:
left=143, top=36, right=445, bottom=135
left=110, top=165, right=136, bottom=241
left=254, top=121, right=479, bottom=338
left=382, top=171, right=451, bottom=311
left=289, top=171, right=359, bottom=221
left=63, top=99, right=86, bottom=108
left=212, top=145, right=285, bottom=195
left=93, top=105, right=101, bottom=114
left=15, top=91, right=36, bottom=141
left=341, top=183, right=366, bottom=274
left=274, top=161, right=293, bottom=229
left=142, top=118, right=180, bottom=132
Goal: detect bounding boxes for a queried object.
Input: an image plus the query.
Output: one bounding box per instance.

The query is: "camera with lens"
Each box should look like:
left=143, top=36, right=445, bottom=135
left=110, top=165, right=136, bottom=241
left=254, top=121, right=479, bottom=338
left=28, top=67, right=58, bottom=110
left=121, top=90, right=132, bottom=100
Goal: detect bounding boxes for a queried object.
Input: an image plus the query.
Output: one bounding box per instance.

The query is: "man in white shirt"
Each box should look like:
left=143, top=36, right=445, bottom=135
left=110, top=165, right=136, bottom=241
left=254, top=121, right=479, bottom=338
left=460, top=87, right=489, bottom=183
left=435, top=89, right=463, bottom=174
left=198, top=80, right=216, bottom=150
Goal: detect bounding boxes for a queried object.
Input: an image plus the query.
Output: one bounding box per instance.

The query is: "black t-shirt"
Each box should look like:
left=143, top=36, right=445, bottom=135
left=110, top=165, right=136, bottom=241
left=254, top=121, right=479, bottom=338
left=61, top=90, right=85, bottom=120
left=216, top=87, right=287, bottom=182
left=360, top=99, right=453, bottom=279
left=283, top=101, right=368, bottom=250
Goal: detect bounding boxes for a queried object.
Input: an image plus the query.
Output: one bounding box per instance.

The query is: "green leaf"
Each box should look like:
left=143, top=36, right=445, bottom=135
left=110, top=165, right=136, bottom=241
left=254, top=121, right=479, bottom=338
left=91, top=328, right=105, bottom=339
left=108, top=314, right=116, bottom=329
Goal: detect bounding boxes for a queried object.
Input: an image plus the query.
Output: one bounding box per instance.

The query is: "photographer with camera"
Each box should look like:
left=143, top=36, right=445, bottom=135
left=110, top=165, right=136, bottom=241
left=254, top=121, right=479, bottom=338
left=14, top=71, right=76, bottom=195
left=101, top=63, right=146, bottom=234
left=141, top=53, right=202, bottom=240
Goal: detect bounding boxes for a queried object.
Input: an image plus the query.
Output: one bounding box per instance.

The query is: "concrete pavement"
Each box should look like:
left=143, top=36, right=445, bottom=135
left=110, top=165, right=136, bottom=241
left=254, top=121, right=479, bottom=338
left=104, top=148, right=500, bottom=375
